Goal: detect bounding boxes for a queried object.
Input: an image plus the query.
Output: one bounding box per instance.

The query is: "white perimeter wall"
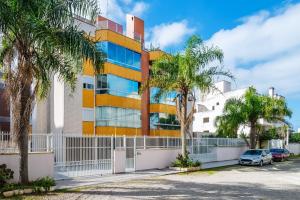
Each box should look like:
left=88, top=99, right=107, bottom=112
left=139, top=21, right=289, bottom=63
left=0, top=153, right=54, bottom=183
left=135, top=149, right=181, bottom=171
left=287, top=143, right=300, bottom=155
left=216, top=146, right=248, bottom=161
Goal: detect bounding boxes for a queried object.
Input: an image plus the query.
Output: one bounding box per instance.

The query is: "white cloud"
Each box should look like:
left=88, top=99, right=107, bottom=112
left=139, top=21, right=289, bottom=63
left=207, top=3, right=300, bottom=97
left=131, top=2, right=149, bottom=17
left=98, top=0, right=149, bottom=23
left=98, top=0, right=125, bottom=22
left=147, top=20, right=196, bottom=49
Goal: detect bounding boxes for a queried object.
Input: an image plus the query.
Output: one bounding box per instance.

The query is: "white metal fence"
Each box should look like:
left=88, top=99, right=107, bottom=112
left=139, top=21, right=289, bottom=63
left=0, top=132, right=52, bottom=153
left=1, top=132, right=247, bottom=179
left=52, top=133, right=113, bottom=179
left=52, top=134, right=182, bottom=179
left=187, top=138, right=247, bottom=163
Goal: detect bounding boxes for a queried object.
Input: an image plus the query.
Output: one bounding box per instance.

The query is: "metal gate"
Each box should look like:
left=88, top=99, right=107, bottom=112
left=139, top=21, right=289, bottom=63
left=53, top=134, right=113, bottom=180
left=125, top=137, right=135, bottom=172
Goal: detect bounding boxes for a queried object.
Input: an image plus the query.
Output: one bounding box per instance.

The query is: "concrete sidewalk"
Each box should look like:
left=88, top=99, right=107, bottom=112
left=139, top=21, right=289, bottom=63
left=55, top=169, right=179, bottom=189
left=55, top=160, right=239, bottom=190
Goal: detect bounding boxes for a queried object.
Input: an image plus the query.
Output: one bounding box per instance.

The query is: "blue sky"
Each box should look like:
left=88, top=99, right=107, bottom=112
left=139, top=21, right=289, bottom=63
left=99, top=0, right=300, bottom=130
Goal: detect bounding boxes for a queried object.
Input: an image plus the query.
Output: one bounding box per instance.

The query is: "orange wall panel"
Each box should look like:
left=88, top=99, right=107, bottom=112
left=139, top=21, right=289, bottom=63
left=83, top=59, right=95, bottom=76
left=95, top=30, right=141, bottom=53
left=149, top=50, right=166, bottom=61
left=96, top=126, right=142, bottom=136
left=149, top=129, right=180, bottom=137
left=150, top=104, right=177, bottom=115
left=96, top=94, right=141, bottom=110
left=82, top=90, right=94, bottom=108
left=103, top=63, right=141, bottom=82
left=83, top=121, right=94, bottom=135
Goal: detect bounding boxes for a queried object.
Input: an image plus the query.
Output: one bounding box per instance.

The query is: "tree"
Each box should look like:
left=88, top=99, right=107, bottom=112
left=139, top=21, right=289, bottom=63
left=290, top=132, right=300, bottom=143
left=142, top=35, right=232, bottom=156
left=0, top=0, right=103, bottom=183
left=216, top=87, right=292, bottom=149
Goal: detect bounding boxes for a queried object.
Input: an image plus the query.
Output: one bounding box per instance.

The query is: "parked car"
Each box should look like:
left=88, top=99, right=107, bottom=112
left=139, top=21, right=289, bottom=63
left=239, top=149, right=273, bottom=166
left=270, top=148, right=290, bottom=161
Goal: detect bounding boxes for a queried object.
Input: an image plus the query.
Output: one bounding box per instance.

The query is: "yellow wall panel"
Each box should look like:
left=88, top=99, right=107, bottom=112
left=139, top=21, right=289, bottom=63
left=82, top=90, right=94, bottom=108
left=96, top=126, right=142, bottom=136
left=149, top=50, right=166, bottom=61
left=103, top=63, right=141, bottom=82
left=95, top=30, right=141, bottom=53
left=150, top=104, right=177, bottom=115
left=96, top=94, right=141, bottom=110
left=83, top=121, right=94, bottom=135
left=149, top=129, right=180, bottom=137
left=83, top=59, right=95, bottom=76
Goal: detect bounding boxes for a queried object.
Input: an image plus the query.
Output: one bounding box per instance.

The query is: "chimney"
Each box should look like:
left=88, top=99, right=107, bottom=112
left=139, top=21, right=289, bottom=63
left=268, top=87, right=275, bottom=97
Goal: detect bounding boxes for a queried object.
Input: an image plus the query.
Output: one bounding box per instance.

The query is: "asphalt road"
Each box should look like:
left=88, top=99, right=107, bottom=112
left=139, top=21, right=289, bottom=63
left=34, top=159, right=300, bottom=200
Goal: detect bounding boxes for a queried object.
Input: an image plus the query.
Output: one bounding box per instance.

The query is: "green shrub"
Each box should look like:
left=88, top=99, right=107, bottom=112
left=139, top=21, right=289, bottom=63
left=171, top=152, right=201, bottom=168
left=290, top=133, right=300, bottom=143
left=0, top=164, right=14, bottom=186
left=33, top=176, right=55, bottom=192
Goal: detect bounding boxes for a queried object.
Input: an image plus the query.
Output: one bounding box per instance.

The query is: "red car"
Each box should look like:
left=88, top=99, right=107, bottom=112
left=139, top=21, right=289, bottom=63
left=270, top=148, right=290, bottom=161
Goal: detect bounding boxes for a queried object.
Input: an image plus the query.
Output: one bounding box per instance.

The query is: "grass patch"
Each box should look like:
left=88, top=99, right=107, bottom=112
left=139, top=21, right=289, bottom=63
left=289, top=154, right=300, bottom=159
left=178, top=165, right=237, bottom=176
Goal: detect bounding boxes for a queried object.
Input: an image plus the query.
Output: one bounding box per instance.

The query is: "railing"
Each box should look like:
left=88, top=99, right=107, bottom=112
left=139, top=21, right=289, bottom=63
left=97, top=20, right=123, bottom=34
left=187, top=137, right=247, bottom=163
left=0, top=132, right=52, bottom=153
left=97, top=20, right=143, bottom=43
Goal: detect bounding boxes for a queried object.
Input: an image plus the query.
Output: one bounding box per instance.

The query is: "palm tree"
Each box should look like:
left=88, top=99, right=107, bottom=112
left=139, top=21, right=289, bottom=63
left=142, top=35, right=233, bottom=156
left=215, top=98, right=246, bottom=138
left=216, top=87, right=292, bottom=149
left=0, top=0, right=103, bottom=183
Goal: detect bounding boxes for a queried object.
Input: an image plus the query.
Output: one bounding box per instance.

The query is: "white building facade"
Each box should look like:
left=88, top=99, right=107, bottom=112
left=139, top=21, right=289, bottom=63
left=192, top=81, right=284, bottom=136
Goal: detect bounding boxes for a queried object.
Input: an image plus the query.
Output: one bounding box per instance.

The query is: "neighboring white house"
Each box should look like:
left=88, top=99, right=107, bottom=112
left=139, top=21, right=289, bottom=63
left=192, top=80, right=285, bottom=136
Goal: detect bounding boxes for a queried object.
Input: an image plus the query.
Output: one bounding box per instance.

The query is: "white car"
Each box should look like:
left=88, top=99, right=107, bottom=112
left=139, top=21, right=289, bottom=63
left=239, top=149, right=273, bottom=166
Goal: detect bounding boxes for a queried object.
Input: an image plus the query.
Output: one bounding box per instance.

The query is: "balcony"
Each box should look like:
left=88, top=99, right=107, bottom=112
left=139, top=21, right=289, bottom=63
left=96, top=19, right=142, bottom=43
left=97, top=19, right=123, bottom=34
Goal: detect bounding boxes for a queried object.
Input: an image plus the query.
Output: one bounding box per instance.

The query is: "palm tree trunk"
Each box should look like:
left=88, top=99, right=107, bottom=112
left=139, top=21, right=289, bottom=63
left=250, top=121, right=256, bottom=149
left=180, top=93, right=188, bottom=157
left=11, top=81, right=32, bottom=184
left=9, top=56, right=33, bottom=184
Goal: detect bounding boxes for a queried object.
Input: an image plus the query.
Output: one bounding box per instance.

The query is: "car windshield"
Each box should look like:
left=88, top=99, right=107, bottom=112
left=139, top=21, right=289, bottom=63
left=243, top=150, right=262, bottom=155
left=270, top=149, right=284, bottom=153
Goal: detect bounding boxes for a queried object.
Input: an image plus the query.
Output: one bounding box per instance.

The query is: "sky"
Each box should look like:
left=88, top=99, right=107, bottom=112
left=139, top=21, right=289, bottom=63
left=98, top=0, right=300, bottom=130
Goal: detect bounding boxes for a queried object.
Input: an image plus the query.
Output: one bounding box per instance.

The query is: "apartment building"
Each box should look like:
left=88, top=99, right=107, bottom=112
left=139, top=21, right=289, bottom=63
left=192, top=81, right=284, bottom=136
left=32, top=14, right=180, bottom=137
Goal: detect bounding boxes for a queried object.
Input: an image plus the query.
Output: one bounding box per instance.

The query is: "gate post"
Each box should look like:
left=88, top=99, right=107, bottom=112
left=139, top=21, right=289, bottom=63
left=111, top=136, right=114, bottom=174
left=134, top=137, right=136, bottom=171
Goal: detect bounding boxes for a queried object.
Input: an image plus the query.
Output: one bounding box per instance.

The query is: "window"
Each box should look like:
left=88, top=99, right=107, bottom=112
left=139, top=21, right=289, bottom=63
left=150, top=113, right=180, bottom=130
left=83, top=83, right=94, bottom=90
left=96, top=74, right=140, bottom=99
left=203, top=117, right=209, bottom=123
left=96, top=107, right=141, bottom=128
left=82, top=108, right=94, bottom=121
left=216, top=102, right=219, bottom=105
left=150, top=87, right=176, bottom=105
left=96, top=42, right=141, bottom=71
left=212, top=106, right=215, bottom=110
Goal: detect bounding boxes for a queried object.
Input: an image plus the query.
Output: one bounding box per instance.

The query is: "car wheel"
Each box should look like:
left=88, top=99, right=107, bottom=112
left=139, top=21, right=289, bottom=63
left=259, top=160, right=263, bottom=167
left=270, top=159, right=273, bottom=165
